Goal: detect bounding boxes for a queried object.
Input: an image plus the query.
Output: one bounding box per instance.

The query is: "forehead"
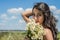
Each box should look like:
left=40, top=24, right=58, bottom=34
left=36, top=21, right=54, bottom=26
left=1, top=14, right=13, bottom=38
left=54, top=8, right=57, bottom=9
left=33, top=8, right=42, bottom=15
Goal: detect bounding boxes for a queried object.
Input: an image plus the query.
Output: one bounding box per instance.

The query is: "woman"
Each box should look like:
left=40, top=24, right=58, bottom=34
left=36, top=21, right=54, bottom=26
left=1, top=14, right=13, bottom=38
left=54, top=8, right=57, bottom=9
left=22, top=2, right=58, bottom=40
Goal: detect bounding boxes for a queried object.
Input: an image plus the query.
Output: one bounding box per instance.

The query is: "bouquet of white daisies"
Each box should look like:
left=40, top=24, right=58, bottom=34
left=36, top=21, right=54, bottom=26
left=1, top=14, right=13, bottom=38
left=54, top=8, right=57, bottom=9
left=26, top=19, right=45, bottom=40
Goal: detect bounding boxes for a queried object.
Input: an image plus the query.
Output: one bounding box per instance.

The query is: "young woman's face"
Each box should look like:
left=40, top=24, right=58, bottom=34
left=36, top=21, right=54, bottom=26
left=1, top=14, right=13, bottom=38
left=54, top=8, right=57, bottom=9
left=32, top=8, right=44, bottom=25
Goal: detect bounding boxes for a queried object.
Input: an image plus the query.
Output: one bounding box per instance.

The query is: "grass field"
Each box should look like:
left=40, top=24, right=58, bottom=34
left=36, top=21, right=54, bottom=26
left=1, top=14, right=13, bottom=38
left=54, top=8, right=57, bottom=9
left=0, top=30, right=60, bottom=40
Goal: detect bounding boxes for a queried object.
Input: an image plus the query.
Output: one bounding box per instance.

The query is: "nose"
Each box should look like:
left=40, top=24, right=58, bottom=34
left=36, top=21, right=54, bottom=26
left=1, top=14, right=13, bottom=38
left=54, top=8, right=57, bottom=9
left=34, top=17, right=38, bottom=23
left=35, top=16, right=37, bottom=20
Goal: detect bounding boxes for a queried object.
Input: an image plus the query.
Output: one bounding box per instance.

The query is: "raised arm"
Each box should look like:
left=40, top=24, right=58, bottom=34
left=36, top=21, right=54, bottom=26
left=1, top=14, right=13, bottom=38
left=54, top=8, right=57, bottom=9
left=22, top=10, right=32, bottom=23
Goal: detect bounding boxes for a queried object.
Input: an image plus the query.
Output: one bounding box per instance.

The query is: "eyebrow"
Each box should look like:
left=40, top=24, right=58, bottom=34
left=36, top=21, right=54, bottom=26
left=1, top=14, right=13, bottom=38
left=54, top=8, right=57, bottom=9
left=38, top=13, right=42, bottom=15
left=32, top=11, right=43, bottom=15
left=33, top=13, right=42, bottom=16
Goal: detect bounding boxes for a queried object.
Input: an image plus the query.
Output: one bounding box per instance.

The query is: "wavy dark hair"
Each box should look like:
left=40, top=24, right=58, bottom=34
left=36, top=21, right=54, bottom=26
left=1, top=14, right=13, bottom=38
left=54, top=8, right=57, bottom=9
left=32, top=2, right=58, bottom=40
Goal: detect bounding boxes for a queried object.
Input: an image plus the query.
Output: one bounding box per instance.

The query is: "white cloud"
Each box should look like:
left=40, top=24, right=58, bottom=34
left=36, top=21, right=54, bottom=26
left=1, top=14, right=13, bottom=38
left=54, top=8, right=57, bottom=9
left=1, top=14, right=7, bottom=17
left=18, top=8, right=24, bottom=13
left=54, top=15, right=59, bottom=19
left=0, top=23, right=5, bottom=26
left=49, top=5, right=60, bottom=14
left=55, top=10, right=60, bottom=14
left=10, top=16, right=17, bottom=19
left=0, top=14, right=17, bottom=21
left=25, top=8, right=32, bottom=11
left=0, top=14, right=8, bottom=20
left=7, top=7, right=24, bottom=14
left=0, top=22, right=6, bottom=27
left=49, top=5, right=57, bottom=11
left=7, top=8, right=32, bottom=14
left=18, top=19, right=25, bottom=23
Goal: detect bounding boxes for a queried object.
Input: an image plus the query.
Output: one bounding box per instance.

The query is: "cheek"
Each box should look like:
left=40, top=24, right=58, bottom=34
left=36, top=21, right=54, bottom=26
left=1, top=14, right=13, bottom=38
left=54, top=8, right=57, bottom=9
left=38, top=17, right=44, bottom=23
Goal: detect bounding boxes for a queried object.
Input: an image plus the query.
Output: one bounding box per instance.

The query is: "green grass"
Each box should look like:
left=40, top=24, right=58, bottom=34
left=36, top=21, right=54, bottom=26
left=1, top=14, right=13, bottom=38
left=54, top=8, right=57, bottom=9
left=0, top=30, right=26, bottom=40
left=0, top=30, right=60, bottom=40
left=57, top=32, right=60, bottom=40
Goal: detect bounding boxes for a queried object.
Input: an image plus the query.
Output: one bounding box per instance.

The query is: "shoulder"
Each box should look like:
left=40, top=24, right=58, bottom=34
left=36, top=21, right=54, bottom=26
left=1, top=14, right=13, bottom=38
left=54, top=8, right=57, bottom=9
left=44, top=28, right=53, bottom=36
left=44, top=28, right=53, bottom=40
left=44, top=28, right=52, bottom=33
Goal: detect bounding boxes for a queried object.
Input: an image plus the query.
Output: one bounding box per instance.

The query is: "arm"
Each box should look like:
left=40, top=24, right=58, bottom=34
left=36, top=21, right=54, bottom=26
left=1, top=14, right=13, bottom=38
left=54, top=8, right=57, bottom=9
left=44, top=28, right=53, bottom=40
left=22, top=10, right=32, bottom=23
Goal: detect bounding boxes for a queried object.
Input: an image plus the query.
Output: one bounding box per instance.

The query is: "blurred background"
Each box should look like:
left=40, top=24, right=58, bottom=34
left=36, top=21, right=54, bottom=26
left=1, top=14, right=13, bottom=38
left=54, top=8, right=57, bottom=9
left=0, top=0, right=60, bottom=40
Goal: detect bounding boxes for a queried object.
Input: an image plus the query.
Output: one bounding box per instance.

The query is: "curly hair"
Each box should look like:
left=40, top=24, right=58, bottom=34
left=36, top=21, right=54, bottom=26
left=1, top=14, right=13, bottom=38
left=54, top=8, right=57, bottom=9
left=32, top=2, right=58, bottom=40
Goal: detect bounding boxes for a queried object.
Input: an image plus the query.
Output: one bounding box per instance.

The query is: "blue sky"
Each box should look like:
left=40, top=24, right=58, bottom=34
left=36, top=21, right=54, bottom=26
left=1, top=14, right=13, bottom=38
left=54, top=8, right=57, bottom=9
left=0, top=0, right=60, bottom=31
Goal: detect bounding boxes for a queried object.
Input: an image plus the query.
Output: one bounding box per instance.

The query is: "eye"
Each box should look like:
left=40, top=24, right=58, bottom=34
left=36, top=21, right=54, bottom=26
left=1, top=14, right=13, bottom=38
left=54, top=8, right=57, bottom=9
left=39, top=14, right=41, bottom=16
left=37, top=13, right=42, bottom=16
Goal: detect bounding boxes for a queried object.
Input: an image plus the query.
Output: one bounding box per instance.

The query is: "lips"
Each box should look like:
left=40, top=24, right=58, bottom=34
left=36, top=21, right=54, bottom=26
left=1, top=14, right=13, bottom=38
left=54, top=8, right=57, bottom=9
left=35, top=21, right=39, bottom=23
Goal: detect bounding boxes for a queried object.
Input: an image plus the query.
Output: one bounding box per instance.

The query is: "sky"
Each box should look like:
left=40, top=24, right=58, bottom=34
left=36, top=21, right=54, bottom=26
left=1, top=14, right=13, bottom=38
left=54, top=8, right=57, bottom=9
left=0, top=0, right=60, bottom=31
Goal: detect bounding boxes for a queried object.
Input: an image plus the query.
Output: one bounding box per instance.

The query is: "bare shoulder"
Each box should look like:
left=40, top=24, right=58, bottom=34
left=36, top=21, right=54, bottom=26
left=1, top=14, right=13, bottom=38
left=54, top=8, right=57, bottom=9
left=44, top=28, right=52, bottom=33
left=44, top=28, right=53, bottom=40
